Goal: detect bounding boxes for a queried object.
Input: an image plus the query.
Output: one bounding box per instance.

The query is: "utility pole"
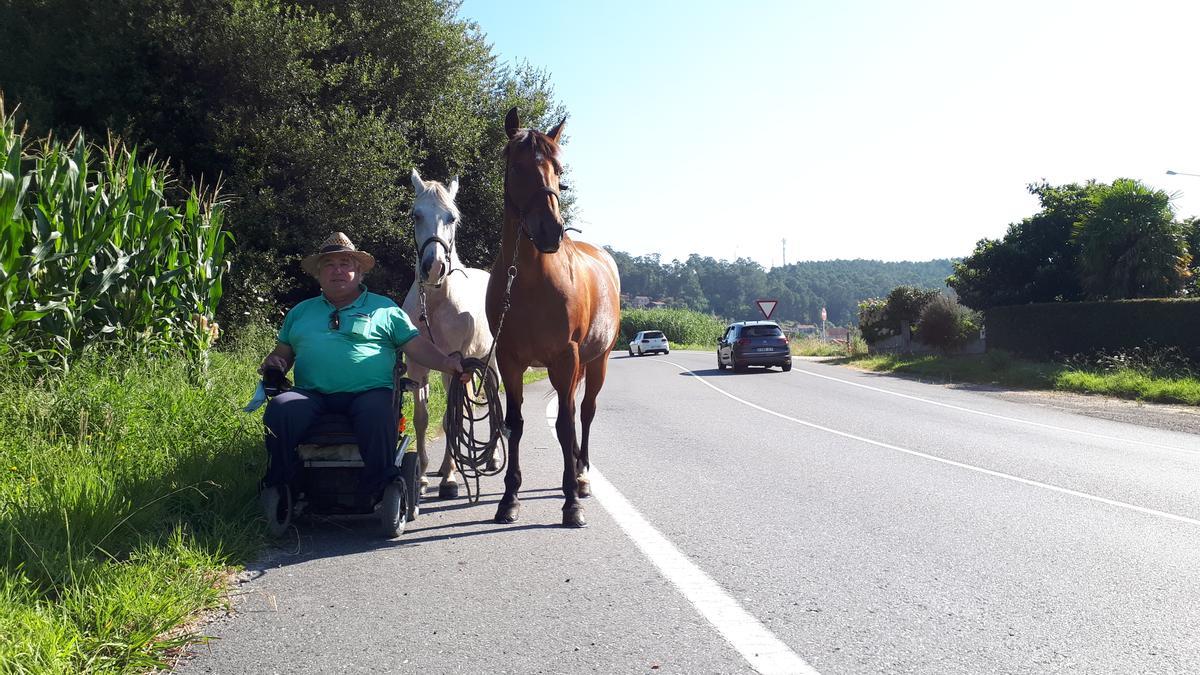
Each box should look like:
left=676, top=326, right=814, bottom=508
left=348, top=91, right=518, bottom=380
left=781, top=238, right=786, bottom=267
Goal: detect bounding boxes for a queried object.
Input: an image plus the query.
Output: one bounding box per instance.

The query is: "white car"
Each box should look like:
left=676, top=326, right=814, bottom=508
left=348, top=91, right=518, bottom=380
left=628, top=330, right=670, bottom=356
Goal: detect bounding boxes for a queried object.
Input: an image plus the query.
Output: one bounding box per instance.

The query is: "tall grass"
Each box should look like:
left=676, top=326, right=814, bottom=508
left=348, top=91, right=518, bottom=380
left=0, top=97, right=230, bottom=372
left=0, top=340, right=268, bottom=673
left=790, top=335, right=868, bottom=357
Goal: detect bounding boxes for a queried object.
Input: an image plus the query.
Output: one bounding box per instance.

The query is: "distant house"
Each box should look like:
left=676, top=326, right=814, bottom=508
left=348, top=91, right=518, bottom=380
left=793, top=324, right=818, bottom=336
left=649, top=301, right=667, bottom=309
left=632, top=295, right=651, bottom=309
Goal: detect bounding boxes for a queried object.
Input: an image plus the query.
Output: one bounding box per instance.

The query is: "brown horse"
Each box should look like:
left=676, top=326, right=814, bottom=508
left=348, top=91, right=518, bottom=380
left=485, top=107, right=621, bottom=528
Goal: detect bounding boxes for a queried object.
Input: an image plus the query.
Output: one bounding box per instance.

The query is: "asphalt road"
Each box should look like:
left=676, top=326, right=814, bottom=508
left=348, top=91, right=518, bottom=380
left=178, top=350, right=1200, bottom=674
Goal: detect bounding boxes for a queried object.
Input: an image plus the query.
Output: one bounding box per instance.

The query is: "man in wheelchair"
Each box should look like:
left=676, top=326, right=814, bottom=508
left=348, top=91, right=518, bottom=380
left=258, top=232, right=468, bottom=537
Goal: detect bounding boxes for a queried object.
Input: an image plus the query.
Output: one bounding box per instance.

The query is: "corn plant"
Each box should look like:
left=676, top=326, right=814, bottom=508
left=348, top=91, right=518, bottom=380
left=0, top=98, right=230, bottom=372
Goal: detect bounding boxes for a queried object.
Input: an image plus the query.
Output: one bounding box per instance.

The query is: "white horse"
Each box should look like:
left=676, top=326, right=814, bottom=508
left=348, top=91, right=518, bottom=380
left=402, top=169, right=495, bottom=499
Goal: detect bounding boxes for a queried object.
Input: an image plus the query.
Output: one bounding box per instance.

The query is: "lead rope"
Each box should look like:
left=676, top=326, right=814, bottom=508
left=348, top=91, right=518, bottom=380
left=443, top=244, right=520, bottom=503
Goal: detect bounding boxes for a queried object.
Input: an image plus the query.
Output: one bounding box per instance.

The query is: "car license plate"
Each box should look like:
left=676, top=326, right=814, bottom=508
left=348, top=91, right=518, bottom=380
left=756, top=347, right=773, bottom=352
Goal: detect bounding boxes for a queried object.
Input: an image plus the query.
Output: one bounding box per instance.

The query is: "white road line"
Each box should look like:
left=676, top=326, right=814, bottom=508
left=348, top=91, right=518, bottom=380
left=786, top=363, right=1191, bottom=452
left=653, top=361, right=1200, bottom=529
left=544, top=400, right=819, bottom=675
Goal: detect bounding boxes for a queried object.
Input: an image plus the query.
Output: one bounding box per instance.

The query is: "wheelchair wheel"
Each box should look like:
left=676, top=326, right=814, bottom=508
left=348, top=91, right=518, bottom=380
left=398, top=448, right=421, bottom=520
left=261, top=484, right=292, bottom=538
left=380, top=480, right=408, bottom=538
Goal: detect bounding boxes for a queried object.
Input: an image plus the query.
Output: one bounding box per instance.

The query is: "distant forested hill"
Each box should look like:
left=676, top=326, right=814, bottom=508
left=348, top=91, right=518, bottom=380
left=607, top=250, right=954, bottom=326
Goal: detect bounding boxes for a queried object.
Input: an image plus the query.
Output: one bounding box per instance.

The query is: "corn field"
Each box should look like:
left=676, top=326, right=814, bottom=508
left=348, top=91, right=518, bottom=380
left=621, top=308, right=726, bottom=346
left=0, top=99, right=230, bottom=371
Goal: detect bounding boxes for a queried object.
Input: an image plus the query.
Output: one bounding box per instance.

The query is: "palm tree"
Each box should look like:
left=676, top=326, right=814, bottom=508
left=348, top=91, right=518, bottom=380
left=1074, top=179, right=1192, bottom=299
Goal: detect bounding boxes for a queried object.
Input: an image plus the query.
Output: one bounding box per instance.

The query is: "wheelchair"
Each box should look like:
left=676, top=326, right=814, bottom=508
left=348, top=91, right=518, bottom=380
left=258, top=358, right=421, bottom=538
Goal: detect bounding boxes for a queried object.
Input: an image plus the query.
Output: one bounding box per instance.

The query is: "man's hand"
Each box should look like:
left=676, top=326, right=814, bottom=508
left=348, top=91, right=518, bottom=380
left=259, top=343, right=294, bottom=375
left=402, top=335, right=473, bottom=383
left=443, top=352, right=472, bottom=385
left=260, top=354, right=289, bottom=375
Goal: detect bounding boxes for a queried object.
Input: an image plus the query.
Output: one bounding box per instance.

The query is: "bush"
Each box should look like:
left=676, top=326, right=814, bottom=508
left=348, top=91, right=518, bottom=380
left=858, top=285, right=941, bottom=344
left=857, top=298, right=888, bottom=343
left=620, top=308, right=724, bottom=346
left=916, top=295, right=980, bottom=351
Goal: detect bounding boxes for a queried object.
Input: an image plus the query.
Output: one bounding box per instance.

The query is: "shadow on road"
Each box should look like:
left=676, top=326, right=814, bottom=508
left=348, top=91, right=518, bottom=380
left=249, top=488, right=568, bottom=570
left=680, top=367, right=788, bottom=377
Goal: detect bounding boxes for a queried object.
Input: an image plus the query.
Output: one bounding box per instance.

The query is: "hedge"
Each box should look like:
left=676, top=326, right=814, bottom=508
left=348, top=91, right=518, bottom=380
left=985, top=299, right=1200, bottom=362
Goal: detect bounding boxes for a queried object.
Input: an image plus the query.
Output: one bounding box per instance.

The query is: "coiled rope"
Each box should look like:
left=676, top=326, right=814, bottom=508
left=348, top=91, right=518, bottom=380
left=445, top=356, right=507, bottom=503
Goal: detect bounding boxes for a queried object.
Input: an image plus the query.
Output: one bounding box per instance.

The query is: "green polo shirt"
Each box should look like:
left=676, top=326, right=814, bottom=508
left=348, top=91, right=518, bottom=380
left=277, top=287, right=420, bottom=394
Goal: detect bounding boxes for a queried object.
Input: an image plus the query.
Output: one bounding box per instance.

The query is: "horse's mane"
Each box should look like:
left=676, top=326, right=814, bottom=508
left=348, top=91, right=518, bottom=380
left=505, top=129, right=563, bottom=174
left=416, top=180, right=461, bottom=220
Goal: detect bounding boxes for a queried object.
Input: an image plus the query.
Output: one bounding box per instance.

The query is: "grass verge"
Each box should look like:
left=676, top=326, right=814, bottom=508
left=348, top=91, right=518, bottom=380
left=0, top=342, right=268, bottom=673
left=845, top=351, right=1200, bottom=405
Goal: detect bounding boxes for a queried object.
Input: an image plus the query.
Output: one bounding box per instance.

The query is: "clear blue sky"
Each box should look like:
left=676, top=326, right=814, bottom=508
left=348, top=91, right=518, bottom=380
left=457, top=0, right=1200, bottom=268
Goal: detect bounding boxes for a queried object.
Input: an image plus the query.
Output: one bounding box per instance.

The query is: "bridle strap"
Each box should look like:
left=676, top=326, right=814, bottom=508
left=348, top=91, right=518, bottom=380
left=504, top=185, right=561, bottom=218
left=416, top=234, right=454, bottom=287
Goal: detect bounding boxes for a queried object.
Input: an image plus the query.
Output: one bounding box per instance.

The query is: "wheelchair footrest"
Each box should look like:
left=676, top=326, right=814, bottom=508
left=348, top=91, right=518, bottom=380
left=304, top=459, right=366, bottom=468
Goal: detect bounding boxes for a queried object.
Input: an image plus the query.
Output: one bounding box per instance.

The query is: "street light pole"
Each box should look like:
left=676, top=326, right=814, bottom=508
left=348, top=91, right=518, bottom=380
left=1166, top=169, right=1200, bottom=178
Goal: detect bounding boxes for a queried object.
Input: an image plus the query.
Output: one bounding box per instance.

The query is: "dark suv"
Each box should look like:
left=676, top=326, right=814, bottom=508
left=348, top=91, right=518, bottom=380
left=717, top=321, right=792, bottom=372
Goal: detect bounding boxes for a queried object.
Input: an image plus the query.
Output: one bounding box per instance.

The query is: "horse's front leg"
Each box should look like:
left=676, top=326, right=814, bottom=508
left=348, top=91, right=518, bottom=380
left=495, top=358, right=525, bottom=524
left=409, top=367, right=432, bottom=492
left=435, top=370, right=460, bottom=499
left=549, top=348, right=585, bottom=527
left=575, top=353, right=610, bottom=499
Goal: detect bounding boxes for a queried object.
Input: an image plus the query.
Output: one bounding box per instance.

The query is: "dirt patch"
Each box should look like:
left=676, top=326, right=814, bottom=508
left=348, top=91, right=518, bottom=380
left=981, top=388, right=1200, bottom=436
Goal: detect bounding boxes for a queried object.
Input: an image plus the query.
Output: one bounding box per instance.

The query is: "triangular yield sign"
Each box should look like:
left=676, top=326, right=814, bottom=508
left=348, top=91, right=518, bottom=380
left=755, top=299, right=777, bottom=319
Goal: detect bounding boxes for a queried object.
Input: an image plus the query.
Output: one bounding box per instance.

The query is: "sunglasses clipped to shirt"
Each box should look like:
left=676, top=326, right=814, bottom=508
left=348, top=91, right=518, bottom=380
left=329, top=309, right=340, bottom=331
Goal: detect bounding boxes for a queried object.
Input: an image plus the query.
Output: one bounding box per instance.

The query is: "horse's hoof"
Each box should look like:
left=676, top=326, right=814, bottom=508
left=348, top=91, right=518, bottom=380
left=438, top=482, right=460, bottom=500
left=495, top=502, right=520, bottom=524
left=575, top=480, right=591, bottom=498
left=562, top=505, right=587, bottom=528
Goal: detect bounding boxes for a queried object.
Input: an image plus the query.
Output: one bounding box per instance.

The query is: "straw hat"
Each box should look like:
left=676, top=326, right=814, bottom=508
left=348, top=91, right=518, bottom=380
left=301, top=232, right=376, bottom=277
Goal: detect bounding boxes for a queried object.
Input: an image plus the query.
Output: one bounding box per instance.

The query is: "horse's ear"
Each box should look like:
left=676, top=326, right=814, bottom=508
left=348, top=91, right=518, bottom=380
left=448, top=176, right=459, bottom=199
left=505, top=107, right=520, bottom=139
left=410, top=168, right=425, bottom=193
left=547, top=117, right=567, bottom=143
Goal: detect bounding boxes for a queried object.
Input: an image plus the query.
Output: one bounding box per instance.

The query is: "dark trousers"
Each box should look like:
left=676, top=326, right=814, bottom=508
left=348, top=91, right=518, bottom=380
left=263, top=387, right=397, bottom=497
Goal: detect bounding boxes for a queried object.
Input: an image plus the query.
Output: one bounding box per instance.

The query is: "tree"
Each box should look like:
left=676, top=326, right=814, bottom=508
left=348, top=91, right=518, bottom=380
left=948, top=182, right=1091, bottom=310
left=1074, top=179, right=1192, bottom=299
left=0, top=0, right=565, bottom=333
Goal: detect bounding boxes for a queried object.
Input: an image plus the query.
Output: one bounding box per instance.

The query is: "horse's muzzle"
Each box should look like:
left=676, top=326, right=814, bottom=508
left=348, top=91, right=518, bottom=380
left=420, top=257, right=447, bottom=285
left=528, top=221, right=564, bottom=254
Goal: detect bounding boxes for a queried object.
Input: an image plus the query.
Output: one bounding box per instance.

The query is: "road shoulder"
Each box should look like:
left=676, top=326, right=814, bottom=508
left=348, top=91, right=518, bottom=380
left=824, top=357, right=1200, bottom=436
